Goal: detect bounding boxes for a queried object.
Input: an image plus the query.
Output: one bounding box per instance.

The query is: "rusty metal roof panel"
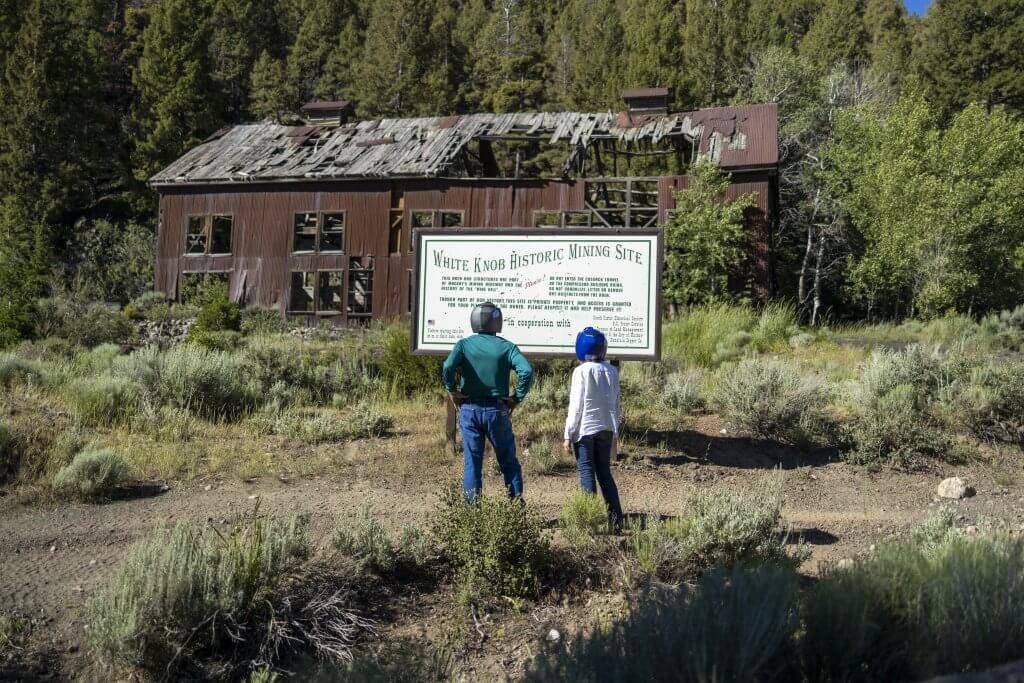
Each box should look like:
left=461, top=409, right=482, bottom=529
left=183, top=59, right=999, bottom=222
left=151, top=105, right=777, bottom=186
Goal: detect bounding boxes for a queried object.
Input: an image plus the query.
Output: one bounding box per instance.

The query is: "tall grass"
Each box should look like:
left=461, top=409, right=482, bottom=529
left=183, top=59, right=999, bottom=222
left=64, top=376, right=141, bottom=426
left=663, top=303, right=798, bottom=368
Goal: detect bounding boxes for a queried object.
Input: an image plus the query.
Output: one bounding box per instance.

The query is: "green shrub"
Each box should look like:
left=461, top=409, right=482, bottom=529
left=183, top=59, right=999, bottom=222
left=240, top=308, right=291, bottom=336
left=523, top=436, right=562, bottom=475
left=64, top=376, right=141, bottom=426
left=848, top=383, right=950, bottom=468
left=524, top=563, right=798, bottom=682
left=124, top=292, right=170, bottom=321
left=33, top=297, right=135, bottom=348
left=88, top=514, right=310, bottom=672
left=749, top=303, right=799, bottom=352
left=527, top=377, right=571, bottom=410
left=801, top=530, right=1024, bottom=680
left=713, top=359, right=826, bottom=446
left=378, top=326, right=441, bottom=396
left=52, top=447, right=129, bottom=499
left=0, top=352, right=34, bottom=386
left=660, top=371, right=705, bottom=414
left=560, top=491, right=608, bottom=546
left=333, top=509, right=399, bottom=574
left=244, top=338, right=377, bottom=406
left=431, top=485, right=550, bottom=601
left=983, top=303, right=1024, bottom=351
left=160, top=345, right=260, bottom=419
left=341, top=402, right=394, bottom=439
left=187, top=329, right=243, bottom=351
left=663, top=304, right=758, bottom=368
left=852, top=345, right=957, bottom=409
left=945, top=362, right=1024, bottom=444
left=191, top=293, right=241, bottom=333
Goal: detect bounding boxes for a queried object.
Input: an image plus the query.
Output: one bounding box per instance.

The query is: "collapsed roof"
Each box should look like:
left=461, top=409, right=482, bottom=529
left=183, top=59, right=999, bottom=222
left=150, top=103, right=777, bottom=187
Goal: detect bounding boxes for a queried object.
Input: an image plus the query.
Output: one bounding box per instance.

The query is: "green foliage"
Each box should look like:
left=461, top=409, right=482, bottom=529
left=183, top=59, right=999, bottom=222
left=62, top=219, right=155, bottom=305
left=190, top=292, right=242, bottom=335
left=33, top=298, right=135, bottom=348
left=942, top=362, right=1024, bottom=444
left=826, top=96, right=1024, bottom=318
left=848, top=384, right=951, bottom=468
left=522, top=436, right=563, bottom=476
left=88, top=514, right=308, bottom=671
left=333, top=509, right=399, bottom=574
left=340, top=402, right=395, bottom=439
left=432, top=485, right=550, bottom=601
left=0, top=422, right=14, bottom=481
left=0, top=352, right=34, bottom=387
left=240, top=308, right=292, bottom=336
left=158, top=345, right=260, bottom=419
left=662, top=161, right=757, bottom=306
left=124, top=292, right=171, bottom=321
left=64, top=376, right=141, bottom=427
left=560, top=491, right=609, bottom=546
left=377, top=326, right=440, bottom=396
left=52, top=447, right=129, bottom=499
left=662, top=304, right=797, bottom=368
left=274, top=403, right=393, bottom=444
left=525, top=563, right=799, bottom=682
left=660, top=371, right=705, bottom=414
left=187, top=329, right=243, bottom=352
left=713, top=359, right=827, bottom=446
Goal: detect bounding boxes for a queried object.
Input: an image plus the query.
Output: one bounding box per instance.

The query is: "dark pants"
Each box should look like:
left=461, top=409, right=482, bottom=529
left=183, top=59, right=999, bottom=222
left=460, top=399, right=522, bottom=500
left=573, top=430, right=624, bottom=529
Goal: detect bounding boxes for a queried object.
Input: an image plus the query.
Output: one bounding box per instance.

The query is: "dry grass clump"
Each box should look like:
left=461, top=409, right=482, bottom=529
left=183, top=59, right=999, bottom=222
left=52, top=447, right=129, bottom=499
left=88, top=511, right=373, bottom=677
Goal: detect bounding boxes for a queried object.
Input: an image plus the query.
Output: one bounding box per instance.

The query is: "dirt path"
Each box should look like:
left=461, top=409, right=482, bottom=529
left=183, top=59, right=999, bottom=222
left=2, top=443, right=1021, bottom=680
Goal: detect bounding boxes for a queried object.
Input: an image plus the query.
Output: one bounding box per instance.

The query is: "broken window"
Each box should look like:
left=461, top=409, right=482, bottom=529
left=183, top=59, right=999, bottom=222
left=439, top=210, right=464, bottom=227
left=389, top=210, right=403, bottom=254
left=293, top=213, right=318, bottom=252
left=320, top=212, right=345, bottom=252
left=532, top=211, right=561, bottom=228
left=318, top=271, right=344, bottom=314
left=289, top=271, right=316, bottom=313
left=293, top=212, right=345, bottom=253
left=347, top=258, right=374, bottom=320
left=409, top=211, right=434, bottom=253
left=564, top=211, right=592, bottom=227
left=185, top=215, right=233, bottom=255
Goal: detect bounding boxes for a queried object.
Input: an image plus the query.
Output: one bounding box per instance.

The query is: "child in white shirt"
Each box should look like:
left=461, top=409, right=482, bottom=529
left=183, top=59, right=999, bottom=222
left=563, top=326, right=624, bottom=532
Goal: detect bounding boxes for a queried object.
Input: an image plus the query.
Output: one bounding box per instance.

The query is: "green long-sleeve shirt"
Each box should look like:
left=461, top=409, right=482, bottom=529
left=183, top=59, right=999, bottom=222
left=442, top=333, right=534, bottom=402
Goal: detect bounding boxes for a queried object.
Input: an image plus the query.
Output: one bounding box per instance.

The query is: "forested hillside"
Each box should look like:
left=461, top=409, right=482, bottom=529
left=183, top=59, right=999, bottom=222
left=0, top=0, right=1022, bottom=344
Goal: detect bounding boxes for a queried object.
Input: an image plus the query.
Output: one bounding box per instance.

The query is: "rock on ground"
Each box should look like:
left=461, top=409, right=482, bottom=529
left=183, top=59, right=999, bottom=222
left=937, top=477, right=974, bottom=500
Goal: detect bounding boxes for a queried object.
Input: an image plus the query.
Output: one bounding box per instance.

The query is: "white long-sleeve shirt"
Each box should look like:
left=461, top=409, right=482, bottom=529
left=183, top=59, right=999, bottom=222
left=563, top=361, right=620, bottom=443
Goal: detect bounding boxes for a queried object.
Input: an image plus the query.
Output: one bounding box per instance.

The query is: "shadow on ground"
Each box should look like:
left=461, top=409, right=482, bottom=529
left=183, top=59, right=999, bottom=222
left=619, top=426, right=841, bottom=470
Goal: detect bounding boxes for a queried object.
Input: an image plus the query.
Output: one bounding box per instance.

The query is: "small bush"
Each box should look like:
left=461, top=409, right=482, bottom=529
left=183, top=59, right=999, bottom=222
left=749, top=303, right=800, bottom=352
left=0, top=352, right=34, bottom=386
left=528, top=378, right=571, bottom=410
left=88, top=514, right=311, bottom=672
left=983, top=303, right=1024, bottom=351
left=560, top=491, right=608, bottom=546
left=187, top=329, right=243, bottom=351
left=848, top=383, right=950, bottom=468
left=160, top=345, right=260, bottom=419
left=124, top=292, right=170, bottom=321
left=341, top=402, right=394, bottom=439
left=191, top=293, right=241, bottom=334
left=64, top=376, right=141, bottom=426
left=432, top=485, right=550, bottom=601
left=945, top=362, right=1024, bottom=444
left=660, top=371, right=705, bottom=414
left=52, top=447, right=129, bottom=499
left=523, top=436, right=562, bottom=475
left=34, top=297, right=135, bottom=348
left=524, top=563, right=798, bottom=682
left=378, top=326, right=441, bottom=396
left=240, top=308, right=291, bottom=336
left=713, top=359, right=826, bottom=446
left=333, top=510, right=398, bottom=574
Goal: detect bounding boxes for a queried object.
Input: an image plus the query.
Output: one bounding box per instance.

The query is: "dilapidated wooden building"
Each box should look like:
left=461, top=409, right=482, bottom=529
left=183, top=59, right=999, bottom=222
left=150, top=91, right=778, bottom=322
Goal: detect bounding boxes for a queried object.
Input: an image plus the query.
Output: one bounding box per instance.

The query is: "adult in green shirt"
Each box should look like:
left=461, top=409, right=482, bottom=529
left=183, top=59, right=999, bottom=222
left=442, top=302, right=534, bottom=500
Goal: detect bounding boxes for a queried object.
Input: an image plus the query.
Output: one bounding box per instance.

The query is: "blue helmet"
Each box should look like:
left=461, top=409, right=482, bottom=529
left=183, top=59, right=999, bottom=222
left=575, top=327, right=608, bottom=362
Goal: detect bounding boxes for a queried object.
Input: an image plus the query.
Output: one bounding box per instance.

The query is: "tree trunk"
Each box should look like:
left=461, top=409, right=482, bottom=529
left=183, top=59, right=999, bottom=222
left=811, top=229, right=825, bottom=326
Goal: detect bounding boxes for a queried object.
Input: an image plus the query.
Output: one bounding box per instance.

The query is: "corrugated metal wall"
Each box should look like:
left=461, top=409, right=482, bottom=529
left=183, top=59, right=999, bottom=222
left=156, top=173, right=774, bottom=322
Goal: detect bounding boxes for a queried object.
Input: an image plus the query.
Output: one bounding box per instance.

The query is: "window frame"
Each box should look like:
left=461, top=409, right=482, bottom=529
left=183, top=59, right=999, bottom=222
left=184, top=214, right=234, bottom=256
left=346, top=257, right=374, bottom=320
left=292, top=210, right=347, bottom=254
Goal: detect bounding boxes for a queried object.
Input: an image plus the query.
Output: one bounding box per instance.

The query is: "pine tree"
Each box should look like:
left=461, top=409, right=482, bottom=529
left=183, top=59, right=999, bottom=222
left=547, top=0, right=625, bottom=110
left=914, top=0, right=1024, bottom=116
left=621, top=0, right=685, bottom=103
left=287, top=0, right=363, bottom=105
left=354, top=0, right=452, bottom=117
left=209, top=0, right=285, bottom=121
left=682, top=0, right=751, bottom=106
left=863, top=0, right=911, bottom=87
left=463, top=0, right=548, bottom=113
left=799, top=0, right=869, bottom=72
left=129, top=0, right=221, bottom=184
left=250, top=51, right=298, bottom=121
left=745, top=0, right=821, bottom=52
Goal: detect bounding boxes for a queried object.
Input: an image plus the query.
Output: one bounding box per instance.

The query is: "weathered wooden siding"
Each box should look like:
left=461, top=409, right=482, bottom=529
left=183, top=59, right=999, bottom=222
left=156, top=174, right=775, bottom=322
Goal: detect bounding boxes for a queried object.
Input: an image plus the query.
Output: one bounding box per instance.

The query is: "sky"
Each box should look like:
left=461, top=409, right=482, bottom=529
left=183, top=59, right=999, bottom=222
left=904, top=0, right=932, bottom=16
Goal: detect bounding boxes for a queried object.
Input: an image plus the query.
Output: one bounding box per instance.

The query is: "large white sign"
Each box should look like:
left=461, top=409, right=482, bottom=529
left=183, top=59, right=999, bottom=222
left=412, top=229, right=662, bottom=359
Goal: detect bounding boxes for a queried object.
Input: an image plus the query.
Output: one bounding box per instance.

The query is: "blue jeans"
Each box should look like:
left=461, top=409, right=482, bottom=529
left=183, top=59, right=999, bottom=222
left=573, top=430, right=624, bottom=527
left=460, top=399, right=522, bottom=500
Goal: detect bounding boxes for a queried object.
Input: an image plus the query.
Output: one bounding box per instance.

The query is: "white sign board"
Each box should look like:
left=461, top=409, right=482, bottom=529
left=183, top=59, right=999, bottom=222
left=412, top=229, right=662, bottom=359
